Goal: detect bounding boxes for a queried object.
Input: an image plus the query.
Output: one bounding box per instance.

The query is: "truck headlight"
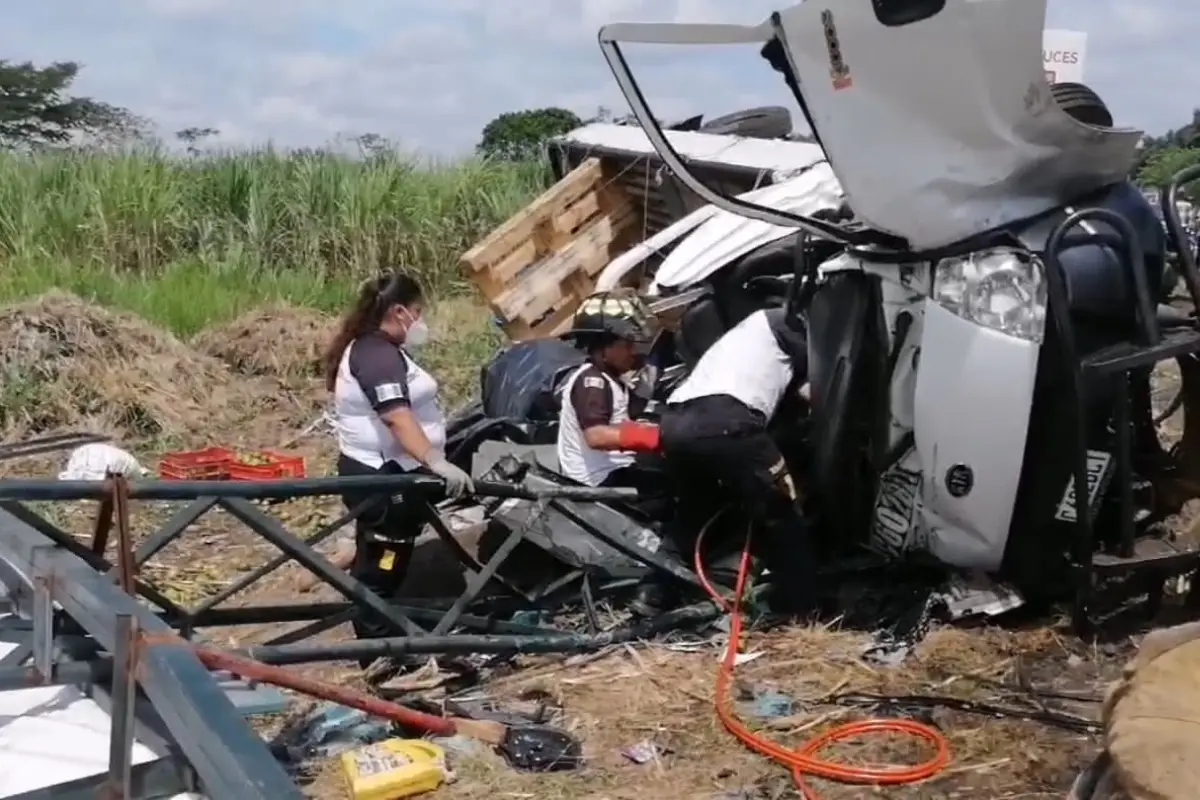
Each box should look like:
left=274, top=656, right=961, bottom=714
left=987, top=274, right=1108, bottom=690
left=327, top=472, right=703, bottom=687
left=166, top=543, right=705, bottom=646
left=931, top=247, right=1046, bottom=342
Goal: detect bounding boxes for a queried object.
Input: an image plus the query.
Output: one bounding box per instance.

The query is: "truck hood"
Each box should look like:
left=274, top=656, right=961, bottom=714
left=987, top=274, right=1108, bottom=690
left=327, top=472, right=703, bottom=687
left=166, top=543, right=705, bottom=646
left=770, top=0, right=1142, bottom=248
left=598, top=0, right=1143, bottom=250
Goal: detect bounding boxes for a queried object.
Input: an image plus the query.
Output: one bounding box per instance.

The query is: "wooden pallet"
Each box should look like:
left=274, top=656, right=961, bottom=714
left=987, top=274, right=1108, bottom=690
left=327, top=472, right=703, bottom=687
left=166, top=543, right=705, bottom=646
left=459, top=158, right=643, bottom=340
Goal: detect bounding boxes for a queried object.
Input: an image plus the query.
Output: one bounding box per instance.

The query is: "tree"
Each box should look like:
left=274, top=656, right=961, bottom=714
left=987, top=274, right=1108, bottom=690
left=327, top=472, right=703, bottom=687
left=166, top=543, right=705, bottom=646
left=175, top=126, right=220, bottom=155
left=586, top=105, right=639, bottom=126
left=354, top=132, right=392, bottom=159
left=1137, top=146, right=1200, bottom=202
left=0, top=60, right=147, bottom=149
left=477, top=107, right=583, bottom=161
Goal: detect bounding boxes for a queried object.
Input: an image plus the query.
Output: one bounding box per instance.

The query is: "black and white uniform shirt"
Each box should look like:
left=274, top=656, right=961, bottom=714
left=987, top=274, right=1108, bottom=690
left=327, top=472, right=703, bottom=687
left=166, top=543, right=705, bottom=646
left=332, top=332, right=446, bottom=471
left=556, top=364, right=634, bottom=486
left=667, top=308, right=806, bottom=418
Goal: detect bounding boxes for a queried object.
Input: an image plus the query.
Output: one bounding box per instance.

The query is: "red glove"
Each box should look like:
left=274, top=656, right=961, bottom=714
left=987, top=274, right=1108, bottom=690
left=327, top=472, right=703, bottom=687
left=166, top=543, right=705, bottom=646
left=617, top=421, right=661, bottom=452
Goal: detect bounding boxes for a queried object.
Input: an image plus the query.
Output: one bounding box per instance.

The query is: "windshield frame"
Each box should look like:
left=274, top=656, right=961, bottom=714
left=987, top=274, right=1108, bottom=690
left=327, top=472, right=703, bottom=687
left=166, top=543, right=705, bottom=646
left=597, top=19, right=901, bottom=247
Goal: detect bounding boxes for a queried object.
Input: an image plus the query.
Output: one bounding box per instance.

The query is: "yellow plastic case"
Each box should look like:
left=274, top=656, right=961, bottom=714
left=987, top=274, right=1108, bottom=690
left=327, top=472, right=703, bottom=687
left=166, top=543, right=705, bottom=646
left=340, top=739, right=449, bottom=800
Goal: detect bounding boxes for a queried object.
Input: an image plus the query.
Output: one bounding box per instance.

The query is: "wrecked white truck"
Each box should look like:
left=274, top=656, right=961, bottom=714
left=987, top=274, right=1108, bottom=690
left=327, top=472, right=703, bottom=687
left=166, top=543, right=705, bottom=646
left=448, top=0, right=1200, bottom=632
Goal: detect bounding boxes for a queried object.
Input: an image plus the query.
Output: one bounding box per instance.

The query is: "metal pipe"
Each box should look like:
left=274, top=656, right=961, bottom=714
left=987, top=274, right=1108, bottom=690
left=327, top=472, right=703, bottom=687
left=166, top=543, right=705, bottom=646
left=183, top=602, right=557, bottom=636
left=185, top=602, right=352, bottom=627
left=1116, top=373, right=1135, bottom=558
left=218, top=497, right=426, bottom=637
left=236, top=600, right=723, bottom=665
left=187, top=498, right=373, bottom=617
left=1162, top=164, right=1200, bottom=310
left=0, top=475, right=639, bottom=502
left=134, top=497, right=219, bottom=566
left=0, top=432, right=109, bottom=463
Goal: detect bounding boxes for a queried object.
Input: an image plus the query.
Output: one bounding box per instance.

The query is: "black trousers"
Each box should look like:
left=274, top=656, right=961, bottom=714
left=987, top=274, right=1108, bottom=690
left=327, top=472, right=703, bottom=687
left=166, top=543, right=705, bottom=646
left=600, top=457, right=673, bottom=519
left=336, top=454, right=444, bottom=646
left=656, top=395, right=817, bottom=608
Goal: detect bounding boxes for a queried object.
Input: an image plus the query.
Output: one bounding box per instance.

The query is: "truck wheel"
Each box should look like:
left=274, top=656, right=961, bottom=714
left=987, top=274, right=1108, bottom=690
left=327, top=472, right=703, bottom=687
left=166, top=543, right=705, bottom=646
left=1051, top=82, right=1113, bottom=128
left=700, top=106, right=793, bottom=139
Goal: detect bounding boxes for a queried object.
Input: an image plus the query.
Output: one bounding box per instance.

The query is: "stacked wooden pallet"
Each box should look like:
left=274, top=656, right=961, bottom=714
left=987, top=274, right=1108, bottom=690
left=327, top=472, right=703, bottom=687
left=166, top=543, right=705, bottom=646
left=459, top=159, right=644, bottom=340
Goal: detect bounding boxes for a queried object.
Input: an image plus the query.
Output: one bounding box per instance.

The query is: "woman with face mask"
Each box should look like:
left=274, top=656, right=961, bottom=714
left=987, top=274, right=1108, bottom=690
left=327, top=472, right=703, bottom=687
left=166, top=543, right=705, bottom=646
left=320, top=271, right=473, bottom=660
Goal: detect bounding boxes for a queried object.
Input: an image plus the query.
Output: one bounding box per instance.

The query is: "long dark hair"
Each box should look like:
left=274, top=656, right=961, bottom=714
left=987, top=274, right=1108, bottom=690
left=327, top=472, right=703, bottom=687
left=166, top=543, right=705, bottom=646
left=322, top=271, right=424, bottom=391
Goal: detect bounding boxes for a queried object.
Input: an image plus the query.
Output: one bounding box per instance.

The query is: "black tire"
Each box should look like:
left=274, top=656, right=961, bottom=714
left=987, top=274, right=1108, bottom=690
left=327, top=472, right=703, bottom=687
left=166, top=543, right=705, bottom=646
left=700, top=106, right=792, bottom=139
left=1050, top=82, right=1113, bottom=128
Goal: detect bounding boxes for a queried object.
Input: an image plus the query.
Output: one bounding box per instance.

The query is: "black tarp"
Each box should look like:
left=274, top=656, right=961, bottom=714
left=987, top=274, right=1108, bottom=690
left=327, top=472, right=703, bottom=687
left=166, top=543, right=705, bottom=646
left=480, top=339, right=585, bottom=422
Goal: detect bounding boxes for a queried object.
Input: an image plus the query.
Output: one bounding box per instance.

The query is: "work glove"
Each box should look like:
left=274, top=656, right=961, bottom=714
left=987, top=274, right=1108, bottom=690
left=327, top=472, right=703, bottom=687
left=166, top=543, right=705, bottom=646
left=427, top=454, right=474, bottom=498
left=616, top=421, right=661, bottom=452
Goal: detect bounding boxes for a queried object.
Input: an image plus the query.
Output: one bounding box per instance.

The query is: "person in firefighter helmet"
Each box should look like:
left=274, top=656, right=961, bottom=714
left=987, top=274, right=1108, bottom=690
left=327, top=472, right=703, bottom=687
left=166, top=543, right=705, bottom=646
left=555, top=289, right=662, bottom=489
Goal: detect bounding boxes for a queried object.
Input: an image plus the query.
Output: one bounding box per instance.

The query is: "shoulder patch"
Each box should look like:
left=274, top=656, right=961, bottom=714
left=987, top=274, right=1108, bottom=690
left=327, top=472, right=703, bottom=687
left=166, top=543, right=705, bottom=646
left=374, top=382, right=406, bottom=402
left=582, top=375, right=606, bottom=390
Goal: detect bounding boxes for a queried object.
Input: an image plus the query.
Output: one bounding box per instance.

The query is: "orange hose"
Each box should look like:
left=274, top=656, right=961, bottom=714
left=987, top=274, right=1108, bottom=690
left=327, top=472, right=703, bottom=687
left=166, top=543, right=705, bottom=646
left=692, top=516, right=950, bottom=799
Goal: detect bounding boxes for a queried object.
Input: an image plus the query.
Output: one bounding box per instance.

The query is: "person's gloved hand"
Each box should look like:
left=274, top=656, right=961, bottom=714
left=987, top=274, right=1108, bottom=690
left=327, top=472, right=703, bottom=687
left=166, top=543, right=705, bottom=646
left=616, top=421, right=660, bottom=452
left=427, top=454, right=474, bottom=498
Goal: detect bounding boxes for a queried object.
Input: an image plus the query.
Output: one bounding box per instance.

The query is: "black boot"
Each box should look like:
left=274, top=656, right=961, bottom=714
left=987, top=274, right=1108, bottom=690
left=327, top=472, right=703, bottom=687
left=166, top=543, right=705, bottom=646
left=756, top=519, right=821, bottom=617
left=629, top=580, right=679, bottom=618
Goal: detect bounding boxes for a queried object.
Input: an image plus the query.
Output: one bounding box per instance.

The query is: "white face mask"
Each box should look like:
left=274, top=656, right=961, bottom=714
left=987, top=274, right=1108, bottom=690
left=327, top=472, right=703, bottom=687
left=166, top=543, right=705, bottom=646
left=403, top=312, right=429, bottom=348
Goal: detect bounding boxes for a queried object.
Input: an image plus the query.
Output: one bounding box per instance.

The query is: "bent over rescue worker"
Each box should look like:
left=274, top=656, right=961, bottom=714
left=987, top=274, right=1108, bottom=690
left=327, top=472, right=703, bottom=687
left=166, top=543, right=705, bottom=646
left=630, top=306, right=818, bottom=617
left=557, top=291, right=662, bottom=491
left=321, top=271, right=474, bottom=665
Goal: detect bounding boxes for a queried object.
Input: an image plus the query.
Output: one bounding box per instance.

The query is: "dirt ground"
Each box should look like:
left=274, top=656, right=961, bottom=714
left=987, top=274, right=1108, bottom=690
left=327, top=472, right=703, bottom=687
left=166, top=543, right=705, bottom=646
left=0, top=292, right=1190, bottom=799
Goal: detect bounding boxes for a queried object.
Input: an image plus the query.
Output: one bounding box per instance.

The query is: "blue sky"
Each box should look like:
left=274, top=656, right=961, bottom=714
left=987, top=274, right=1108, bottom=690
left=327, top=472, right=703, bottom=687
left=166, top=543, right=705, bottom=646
left=6, top=0, right=1195, bottom=154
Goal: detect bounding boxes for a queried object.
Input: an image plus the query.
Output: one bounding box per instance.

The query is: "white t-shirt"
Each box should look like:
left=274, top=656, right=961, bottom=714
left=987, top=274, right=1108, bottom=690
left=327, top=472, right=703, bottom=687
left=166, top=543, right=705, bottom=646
left=556, top=363, right=634, bottom=486
left=668, top=308, right=800, bottom=417
left=332, top=333, right=447, bottom=471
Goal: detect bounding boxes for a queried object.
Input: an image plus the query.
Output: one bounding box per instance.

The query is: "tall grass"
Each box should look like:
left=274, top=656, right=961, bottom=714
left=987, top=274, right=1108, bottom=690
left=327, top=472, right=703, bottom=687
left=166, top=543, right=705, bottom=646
left=0, top=147, right=546, bottom=334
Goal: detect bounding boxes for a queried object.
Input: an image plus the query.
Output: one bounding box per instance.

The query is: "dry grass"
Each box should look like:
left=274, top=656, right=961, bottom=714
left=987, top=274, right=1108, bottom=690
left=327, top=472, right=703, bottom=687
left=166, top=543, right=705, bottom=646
left=409, top=623, right=1111, bottom=800
left=189, top=295, right=499, bottom=406
left=0, top=290, right=285, bottom=443
left=192, top=303, right=333, bottom=382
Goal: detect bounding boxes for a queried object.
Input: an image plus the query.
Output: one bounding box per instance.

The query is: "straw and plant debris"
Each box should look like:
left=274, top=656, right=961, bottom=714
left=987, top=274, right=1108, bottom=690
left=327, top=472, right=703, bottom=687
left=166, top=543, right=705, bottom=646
left=0, top=291, right=281, bottom=442
left=192, top=304, right=334, bottom=382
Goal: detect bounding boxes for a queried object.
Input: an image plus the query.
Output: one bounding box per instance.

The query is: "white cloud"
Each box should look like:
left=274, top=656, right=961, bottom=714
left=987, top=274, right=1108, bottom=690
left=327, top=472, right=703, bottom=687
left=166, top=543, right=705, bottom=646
left=3, top=0, right=1196, bottom=154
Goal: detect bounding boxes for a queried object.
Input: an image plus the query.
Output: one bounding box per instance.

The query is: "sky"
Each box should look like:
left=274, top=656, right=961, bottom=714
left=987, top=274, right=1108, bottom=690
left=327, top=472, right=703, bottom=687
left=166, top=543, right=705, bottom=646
left=5, top=0, right=1195, bottom=155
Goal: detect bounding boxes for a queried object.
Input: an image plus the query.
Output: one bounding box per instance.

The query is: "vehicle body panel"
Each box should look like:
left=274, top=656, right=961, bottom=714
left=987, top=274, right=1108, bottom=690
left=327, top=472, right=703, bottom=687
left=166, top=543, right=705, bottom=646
left=912, top=302, right=1039, bottom=570
left=774, top=0, right=1142, bottom=248
left=650, top=163, right=843, bottom=292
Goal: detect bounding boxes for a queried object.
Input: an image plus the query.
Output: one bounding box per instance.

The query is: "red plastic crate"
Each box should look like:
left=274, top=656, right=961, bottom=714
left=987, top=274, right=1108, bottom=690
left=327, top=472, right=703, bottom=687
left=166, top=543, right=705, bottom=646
left=227, top=450, right=307, bottom=481
left=159, top=447, right=235, bottom=480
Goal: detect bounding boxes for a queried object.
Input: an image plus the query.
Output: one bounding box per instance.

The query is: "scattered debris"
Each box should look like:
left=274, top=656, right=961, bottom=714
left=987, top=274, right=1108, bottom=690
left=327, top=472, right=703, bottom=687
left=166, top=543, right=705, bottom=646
left=57, top=442, right=147, bottom=480
left=622, top=739, right=667, bottom=765
left=270, top=702, right=396, bottom=768
left=735, top=689, right=795, bottom=720
left=497, top=726, right=584, bottom=772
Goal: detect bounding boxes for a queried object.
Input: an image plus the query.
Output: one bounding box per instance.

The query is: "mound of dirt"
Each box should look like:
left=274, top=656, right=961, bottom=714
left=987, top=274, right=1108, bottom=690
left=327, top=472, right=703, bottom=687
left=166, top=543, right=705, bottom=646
left=192, top=304, right=333, bottom=381
left=0, top=291, right=272, bottom=440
